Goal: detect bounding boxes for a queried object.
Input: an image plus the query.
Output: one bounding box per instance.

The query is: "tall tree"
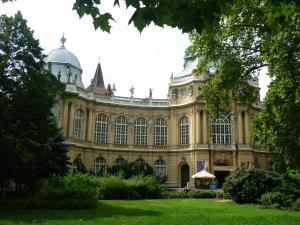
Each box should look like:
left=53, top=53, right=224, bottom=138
left=0, top=12, right=69, bottom=194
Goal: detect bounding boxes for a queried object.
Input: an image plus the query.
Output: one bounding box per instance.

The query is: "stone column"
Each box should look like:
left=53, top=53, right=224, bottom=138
left=63, top=101, right=69, bottom=137
left=108, top=116, right=114, bottom=146
left=86, top=109, right=94, bottom=142
left=148, top=119, right=153, bottom=148
left=128, top=118, right=134, bottom=147
left=68, top=102, right=75, bottom=138
left=195, top=110, right=200, bottom=145
left=233, top=151, right=237, bottom=169
left=238, top=111, right=243, bottom=144
left=203, top=110, right=208, bottom=144
left=245, top=111, right=250, bottom=144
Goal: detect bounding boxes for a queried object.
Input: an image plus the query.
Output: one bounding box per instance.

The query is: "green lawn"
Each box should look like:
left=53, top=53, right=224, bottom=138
left=0, top=199, right=299, bottom=225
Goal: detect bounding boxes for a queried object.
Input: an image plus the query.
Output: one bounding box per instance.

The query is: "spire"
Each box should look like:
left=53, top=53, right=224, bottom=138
left=94, top=62, right=105, bottom=88
left=87, top=61, right=106, bottom=95
left=60, top=34, right=66, bottom=48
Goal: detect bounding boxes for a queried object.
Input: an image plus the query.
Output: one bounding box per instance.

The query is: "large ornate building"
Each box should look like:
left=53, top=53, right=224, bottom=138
left=47, top=36, right=270, bottom=188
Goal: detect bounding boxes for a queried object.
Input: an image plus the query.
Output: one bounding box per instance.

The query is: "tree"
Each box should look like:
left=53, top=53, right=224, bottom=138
left=0, top=12, right=69, bottom=195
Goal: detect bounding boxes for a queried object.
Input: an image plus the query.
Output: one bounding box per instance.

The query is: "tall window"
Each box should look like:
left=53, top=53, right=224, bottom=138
left=211, top=114, right=231, bottom=144
left=134, top=117, right=147, bottom=145
left=115, top=116, right=128, bottom=145
left=94, top=114, right=108, bottom=143
left=154, top=118, right=167, bottom=146
left=94, top=157, right=107, bottom=175
left=114, top=157, right=126, bottom=165
left=179, top=116, right=189, bottom=145
left=154, top=159, right=166, bottom=176
left=73, top=109, right=84, bottom=139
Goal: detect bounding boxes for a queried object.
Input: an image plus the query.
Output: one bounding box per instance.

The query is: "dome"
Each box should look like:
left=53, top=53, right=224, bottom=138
left=46, top=35, right=84, bottom=89
left=46, top=47, right=81, bottom=69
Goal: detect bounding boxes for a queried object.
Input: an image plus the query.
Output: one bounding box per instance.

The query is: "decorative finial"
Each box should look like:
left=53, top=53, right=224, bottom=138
left=98, top=56, right=101, bottom=63
left=129, top=86, right=135, bottom=98
left=149, top=88, right=153, bottom=99
left=60, top=34, right=66, bottom=48
left=170, top=72, right=174, bottom=80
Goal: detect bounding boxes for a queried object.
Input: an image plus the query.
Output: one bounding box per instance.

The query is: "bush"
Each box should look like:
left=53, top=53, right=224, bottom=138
left=273, top=171, right=300, bottom=201
left=223, top=168, right=275, bottom=204
left=188, top=190, right=216, bottom=199
left=292, top=198, right=300, bottom=211
left=30, top=173, right=98, bottom=209
left=96, top=175, right=164, bottom=200
left=161, top=191, right=189, bottom=199
left=96, top=175, right=129, bottom=199
left=261, top=192, right=293, bottom=209
left=216, top=191, right=230, bottom=199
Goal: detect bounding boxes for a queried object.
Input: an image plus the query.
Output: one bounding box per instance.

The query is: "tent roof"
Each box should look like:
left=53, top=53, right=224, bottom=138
left=192, top=170, right=216, bottom=179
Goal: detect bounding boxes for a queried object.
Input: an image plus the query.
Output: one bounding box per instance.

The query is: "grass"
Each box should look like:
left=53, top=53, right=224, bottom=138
left=0, top=199, right=300, bottom=225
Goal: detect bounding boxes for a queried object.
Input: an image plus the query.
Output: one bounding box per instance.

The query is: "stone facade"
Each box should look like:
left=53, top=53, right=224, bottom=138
left=48, top=40, right=270, bottom=188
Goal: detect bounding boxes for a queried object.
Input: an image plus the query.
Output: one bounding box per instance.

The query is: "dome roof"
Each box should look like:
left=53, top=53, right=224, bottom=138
left=46, top=35, right=81, bottom=69
left=46, top=47, right=81, bottom=69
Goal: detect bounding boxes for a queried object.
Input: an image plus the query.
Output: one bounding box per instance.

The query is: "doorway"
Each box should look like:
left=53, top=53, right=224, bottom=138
left=181, top=164, right=190, bottom=188
left=214, top=171, right=230, bottom=188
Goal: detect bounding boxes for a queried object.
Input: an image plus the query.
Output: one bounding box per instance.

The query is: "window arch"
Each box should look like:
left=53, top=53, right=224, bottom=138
left=154, top=159, right=166, bottom=176
left=94, top=157, right=107, bottom=175
left=115, top=116, right=128, bottom=145
left=114, top=157, right=126, bottom=166
left=211, top=114, right=231, bottom=144
left=179, top=116, right=189, bottom=145
left=154, top=118, right=167, bottom=146
left=94, top=114, right=108, bottom=143
left=73, top=109, right=84, bottom=139
left=134, top=117, right=147, bottom=145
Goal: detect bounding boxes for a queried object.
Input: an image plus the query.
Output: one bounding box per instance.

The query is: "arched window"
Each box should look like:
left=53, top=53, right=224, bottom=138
left=115, top=116, right=128, bottom=145
left=179, top=116, right=189, bottom=145
left=211, top=114, right=231, bottom=144
left=154, top=118, right=167, bottom=146
left=154, top=159, right=166, bottom=176
left=114, top=157, right=126, bottom=165
left=73, top=109, right=84, bottom=139
left=94, top=157, right=107, bottom=175
left=134, top=117, right=147, bottom=145
left=94, top=114, right=108, bottom=143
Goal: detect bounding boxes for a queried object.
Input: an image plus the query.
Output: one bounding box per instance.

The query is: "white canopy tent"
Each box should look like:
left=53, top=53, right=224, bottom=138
left=192, top=170, right=216, bottom=179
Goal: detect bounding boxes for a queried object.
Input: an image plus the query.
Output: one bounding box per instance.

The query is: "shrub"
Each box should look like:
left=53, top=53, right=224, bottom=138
left=189, top=190, right=216, bottom=199
left=96, top=176, right=129, bottom=199
left=95, top=175, right=164, bottom=200
left=273, top=171, right=300, bottom=201
left=223, top=168, right=275, bottom=204
left=127, top=175, right=163, bottom=199
left=30, top=173, right=98, bottom=209
left=292, top=198, right=300, bottom=211
left=216, top=191, right=230, bottom=199
left=261, top=192, right=293, bottom=209
left=161, top=191, right=189, bottom=199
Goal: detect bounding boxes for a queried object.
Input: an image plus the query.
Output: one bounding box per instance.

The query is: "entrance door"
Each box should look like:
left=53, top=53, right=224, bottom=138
left=214, top=171, right=230, bottom=188
left=181, top=164, right=190, bottom=188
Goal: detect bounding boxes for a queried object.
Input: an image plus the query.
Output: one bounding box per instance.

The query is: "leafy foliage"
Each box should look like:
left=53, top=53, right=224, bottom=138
left=223, top=168, right=276, bottom=204
left=95, top=175, right=164, bottom=200
left=30, top=173, right=98, bottom=209
left=260, top=191, right=293, bottom=209
left=0, top=12, right=69, bottom=195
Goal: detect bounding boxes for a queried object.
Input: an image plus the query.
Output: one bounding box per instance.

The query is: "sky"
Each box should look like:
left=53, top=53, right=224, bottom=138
left=0, top=0, right=270, bottom=99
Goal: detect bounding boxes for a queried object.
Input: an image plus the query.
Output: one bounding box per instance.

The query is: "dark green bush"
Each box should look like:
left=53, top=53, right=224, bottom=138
left=96, top=175, right=164, bottom=200
left=293, top=198, right=300, bottom=211
left=273, top=171, right=300, bottom=201
left=188, top=190, right=216, bottom=199
left=261, top=192, right=293, bottom=209
left=161, top=191, right=189, bottom=199
left=30, top=173, right=98, bottom=209
left=216, top=191, right=230, bottom=199
left=96, top=176, right=129, bottom=199
left=223, top=168, right=275, bottom=204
